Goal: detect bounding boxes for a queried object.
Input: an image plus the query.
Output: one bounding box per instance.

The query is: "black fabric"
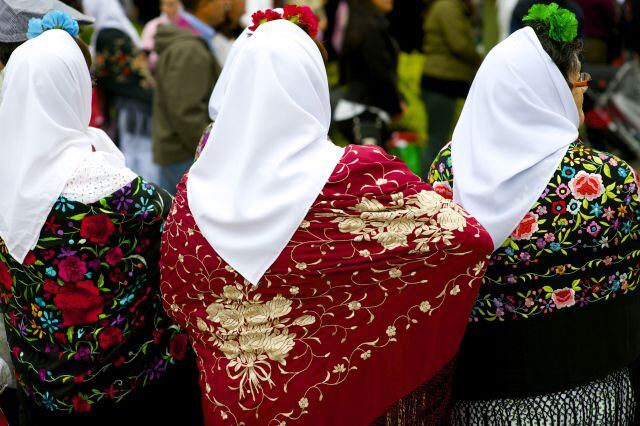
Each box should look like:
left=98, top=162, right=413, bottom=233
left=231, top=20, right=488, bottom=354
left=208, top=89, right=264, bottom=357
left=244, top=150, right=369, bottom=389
left=387, top=0, right=426, bottom=53
left=421, top=76, right=471, bottom=98
left=19, top=349, right=203, bottom=426
left=339, top=5, right=403, bottom=116
left=453, top=292, right=640, bottom=400
left=335, top=110, right=390, bottom=149
left=452, top=366, right=637, bottom=425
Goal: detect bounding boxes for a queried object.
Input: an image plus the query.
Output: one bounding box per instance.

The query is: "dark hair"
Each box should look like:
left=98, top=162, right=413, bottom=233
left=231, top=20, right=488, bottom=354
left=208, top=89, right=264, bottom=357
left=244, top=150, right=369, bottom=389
left=526, top=20, right=582, bottom=79
left=0, top=42, right=22, bottom=66
left=181, top=0, right=202, bottom=12
left=74, top=37, right=92, bottom=69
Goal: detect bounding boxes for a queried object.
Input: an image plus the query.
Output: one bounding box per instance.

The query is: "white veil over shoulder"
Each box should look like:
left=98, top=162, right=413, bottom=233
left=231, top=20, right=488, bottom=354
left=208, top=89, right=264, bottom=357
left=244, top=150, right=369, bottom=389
left=451, top=27, right=579, bottom=249
left=0, top=30, right=127, bottom=263
left=189, top=20, right=344, bottom=285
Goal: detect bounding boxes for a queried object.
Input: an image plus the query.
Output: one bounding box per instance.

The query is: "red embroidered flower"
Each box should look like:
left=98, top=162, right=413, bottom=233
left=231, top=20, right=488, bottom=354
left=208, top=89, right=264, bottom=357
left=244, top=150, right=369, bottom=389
left=54, top=280, right=104, bottom=327
left=98, top=327, right=123, bottom=350
left=43, top=279, right=60, bottom=295
left=72, top=395, right=91, bottom=413
left=568, top=171, right=605, bottom=201
left=169, top=333, right=189, bottom=360
left=23, top=252, right=36, bottom=267
left=283, top=5, right=319, bottom=38
left=551, top=287, right=576, bottom=309
left=80, top=214, right=115, bottom=245
left=249, top=9, right=282, bottom=31
left=432, top=181, right=453, bottom=200
left=511, top=212, right=539, bottom=240
left=58, top=256, right=87, bottom=283
left=0, top=262, right=12, bottom=291
left=551, top=201, right=567, bottom=215
left=105, top=247, right=123, bottom=267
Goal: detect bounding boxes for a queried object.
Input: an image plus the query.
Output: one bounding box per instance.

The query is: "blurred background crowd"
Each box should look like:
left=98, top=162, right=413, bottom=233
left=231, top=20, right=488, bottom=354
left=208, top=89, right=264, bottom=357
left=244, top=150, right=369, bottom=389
left=61, top=0, right=640, bottom=189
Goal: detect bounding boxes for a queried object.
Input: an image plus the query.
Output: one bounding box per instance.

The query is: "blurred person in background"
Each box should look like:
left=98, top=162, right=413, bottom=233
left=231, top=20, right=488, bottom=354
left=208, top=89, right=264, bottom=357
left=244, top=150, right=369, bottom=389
left=142, top=0, right=190, bottom=72
left=574, top=0, right=618, bottom=63
left=497, top=0, right=519, bottom=40
left=335, top=0, right=405, bottom=147
left=152, top=0, right=226, bottom=194
left=623, top=0, right=639, bottom=58
left=83, top=0, right=160, bottom=184
left=421, top=0, right=482, bottom=171
left=387, top=0, right=425, bottom=52
left=212, top=0, right=246, bottom=65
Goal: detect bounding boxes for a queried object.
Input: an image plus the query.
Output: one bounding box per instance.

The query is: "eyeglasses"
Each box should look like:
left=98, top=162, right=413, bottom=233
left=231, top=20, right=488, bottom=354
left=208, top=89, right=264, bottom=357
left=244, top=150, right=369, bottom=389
left=570, top=72, right=591, bottom=89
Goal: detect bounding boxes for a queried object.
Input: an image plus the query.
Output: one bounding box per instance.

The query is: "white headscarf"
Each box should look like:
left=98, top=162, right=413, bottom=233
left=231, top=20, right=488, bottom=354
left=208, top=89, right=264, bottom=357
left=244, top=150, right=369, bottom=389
left=189, top=20, right=344, bottom=285
left=451, top=27, right=579, bottom=250
left=0, top=29, right=126, bottom=263
left=82, top=0, right=142, bottom=48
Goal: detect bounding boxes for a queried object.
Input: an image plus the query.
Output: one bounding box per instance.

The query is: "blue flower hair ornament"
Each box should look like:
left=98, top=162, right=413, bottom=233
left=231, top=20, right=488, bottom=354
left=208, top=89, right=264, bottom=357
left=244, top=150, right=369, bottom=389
left=27, top=10, right=80, bottom=40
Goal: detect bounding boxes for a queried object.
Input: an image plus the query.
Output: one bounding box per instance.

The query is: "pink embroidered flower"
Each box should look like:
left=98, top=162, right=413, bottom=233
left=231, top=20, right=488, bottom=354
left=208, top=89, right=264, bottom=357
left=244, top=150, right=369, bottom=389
left=432, top=181, right=453, bottom=200
left=555, top=183, right=570, bottom=199
left=551, top=288, right=576, bottom=309
left=58, top=256, right=87, bottom=282
left=586, top=221, right=601, bottom=237
left=568, top=171, right=605, bottom=201
left=511, top=212, right=539, bottom=240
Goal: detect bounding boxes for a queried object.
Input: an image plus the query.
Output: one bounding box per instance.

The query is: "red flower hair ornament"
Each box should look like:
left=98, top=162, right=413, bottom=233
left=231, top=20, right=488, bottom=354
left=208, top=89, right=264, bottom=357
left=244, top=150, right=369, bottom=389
left=249, top=5, right=319, bottom=38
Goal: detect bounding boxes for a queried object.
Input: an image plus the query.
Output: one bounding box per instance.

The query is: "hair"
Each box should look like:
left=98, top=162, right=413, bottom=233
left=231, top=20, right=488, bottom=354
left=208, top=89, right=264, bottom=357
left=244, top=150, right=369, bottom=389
left=313, top=38, right=328, bottom=63
left=0, top=42, right=22, bottom=66
left=181, top=0, right=202, bottom=13
left=526, top=20, right=583, bottom=79
left=74, top=37, right=92, bottom=69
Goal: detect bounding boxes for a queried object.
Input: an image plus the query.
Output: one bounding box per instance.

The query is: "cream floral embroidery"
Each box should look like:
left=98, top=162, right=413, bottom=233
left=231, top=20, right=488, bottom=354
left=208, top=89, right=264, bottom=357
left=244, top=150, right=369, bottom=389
left=201, top=285, right=316, bottom=399
left=331, top=190, right=469, bottom=253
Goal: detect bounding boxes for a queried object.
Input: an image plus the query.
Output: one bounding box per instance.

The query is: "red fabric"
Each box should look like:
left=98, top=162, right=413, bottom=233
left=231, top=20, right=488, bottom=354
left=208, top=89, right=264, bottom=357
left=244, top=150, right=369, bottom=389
left=160, top=145, right=492, bottom=425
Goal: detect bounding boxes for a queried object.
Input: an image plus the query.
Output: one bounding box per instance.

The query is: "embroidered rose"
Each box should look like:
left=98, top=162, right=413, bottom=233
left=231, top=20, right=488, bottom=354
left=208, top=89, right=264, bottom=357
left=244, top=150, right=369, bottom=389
left=414, top=191, right=443, bottom=216
left=23, top=252, right=36, bottom=266
left=54, top=280, right=104, bottom=326
left=72, top=395, right=91, bottom=413
left=169, top=333, right=189, bottom=360
left=98, top=327, right=123, bottom=350
left=511, top=212, right=539, bottom=240
left=105, top=247, right=123, bottom=266
left=551, top=288, right=576, bottom=309
left=0, top=262, right=12, bottom=290
left=568, top=171, right=605, bottom=201
left=80, top=214, right=115, bottom=244
left=387, top=218, right=415, bottom=235
left=374, top=232, right=407, bottom=250
left=338, top=217, right=366, bottom=233
left=437, top=208, right=467, bottom=231
left=433, top=181, right=453, bottom=200
left=58, top=256, right=87, bottom=282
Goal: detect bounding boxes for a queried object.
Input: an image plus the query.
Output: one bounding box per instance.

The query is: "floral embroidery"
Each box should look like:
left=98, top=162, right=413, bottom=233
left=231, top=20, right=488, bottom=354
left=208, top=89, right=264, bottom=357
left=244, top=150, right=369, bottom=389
left=0, top=177, right=185, bottom=413
left=429, top=142, right=640, bottom=322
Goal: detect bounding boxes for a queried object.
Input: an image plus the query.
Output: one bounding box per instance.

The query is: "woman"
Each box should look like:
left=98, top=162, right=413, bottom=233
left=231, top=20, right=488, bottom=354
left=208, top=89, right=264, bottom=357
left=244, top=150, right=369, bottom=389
left=141, top=0, right=189, bottom=72
left=212, top=0, right=246, bottom=65
left=421, top=0, right=481, bottom=169
left=428, top=4, right=640, bottom=424
left=83, top=0, right=160, bottom=184
left=0, top=20, right=201, bottom=425
left=335, top=0, right=405, bottom=147
left=161, top=10, right=493, bottom=425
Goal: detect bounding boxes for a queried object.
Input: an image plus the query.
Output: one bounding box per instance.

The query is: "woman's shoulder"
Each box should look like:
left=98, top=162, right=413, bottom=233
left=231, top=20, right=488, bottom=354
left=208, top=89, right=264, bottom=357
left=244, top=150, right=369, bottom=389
left=562, top=143, right=638, bottom=192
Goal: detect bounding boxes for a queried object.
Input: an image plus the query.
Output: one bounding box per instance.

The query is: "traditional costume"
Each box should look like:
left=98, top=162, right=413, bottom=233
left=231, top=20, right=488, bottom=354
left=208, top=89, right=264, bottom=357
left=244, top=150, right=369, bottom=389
left=429, top=24, right=640, bottom=425
left=160, top=15, right=493, bottom=425
left=0, top=27, right=200, bottom=425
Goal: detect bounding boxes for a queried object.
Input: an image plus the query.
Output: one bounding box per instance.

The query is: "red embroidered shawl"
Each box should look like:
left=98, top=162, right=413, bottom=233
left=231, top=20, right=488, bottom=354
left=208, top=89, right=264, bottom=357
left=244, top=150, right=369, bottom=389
left=160, top=146, right=492, bottom=425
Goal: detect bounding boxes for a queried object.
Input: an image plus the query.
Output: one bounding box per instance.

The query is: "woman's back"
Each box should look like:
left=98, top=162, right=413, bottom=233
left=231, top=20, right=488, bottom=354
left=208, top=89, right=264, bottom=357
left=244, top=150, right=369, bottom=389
left=429, top=142, right=640, bottom=410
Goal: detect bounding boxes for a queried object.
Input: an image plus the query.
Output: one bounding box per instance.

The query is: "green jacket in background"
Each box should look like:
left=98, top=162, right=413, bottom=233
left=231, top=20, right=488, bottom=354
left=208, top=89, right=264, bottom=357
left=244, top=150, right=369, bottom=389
left=423, top=0, right=482, bottom=83
left=152, top=25, right=220, bottom=166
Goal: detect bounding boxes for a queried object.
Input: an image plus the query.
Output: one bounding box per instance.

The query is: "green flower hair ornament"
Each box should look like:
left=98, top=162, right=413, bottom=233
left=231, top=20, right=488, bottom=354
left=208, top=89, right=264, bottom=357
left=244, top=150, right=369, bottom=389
left=523, top=3, right=578, bottom=43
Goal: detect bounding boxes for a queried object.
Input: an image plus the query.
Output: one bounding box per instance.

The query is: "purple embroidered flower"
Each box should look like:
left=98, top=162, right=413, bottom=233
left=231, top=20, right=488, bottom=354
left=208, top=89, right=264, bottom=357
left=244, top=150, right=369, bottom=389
left=113, top=186, right=134, bottom=211
left=520, top=252, right=531, bottom=261
left=536, top=206, right=548, bottom=216
left=612, top=219, right=620, bottom=230
left=74, top=345, right=91, bottom=361
left=147, top=357, right=165, bottom=381
left=544, top=233, right=555, bottom=243
left=58, top=248, right=78, bottom=258
left=507, top=275, right=518, bottom=284
left=540, top=188, right=550, bottom=199
left=536, top=238, right=546, bottom=249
